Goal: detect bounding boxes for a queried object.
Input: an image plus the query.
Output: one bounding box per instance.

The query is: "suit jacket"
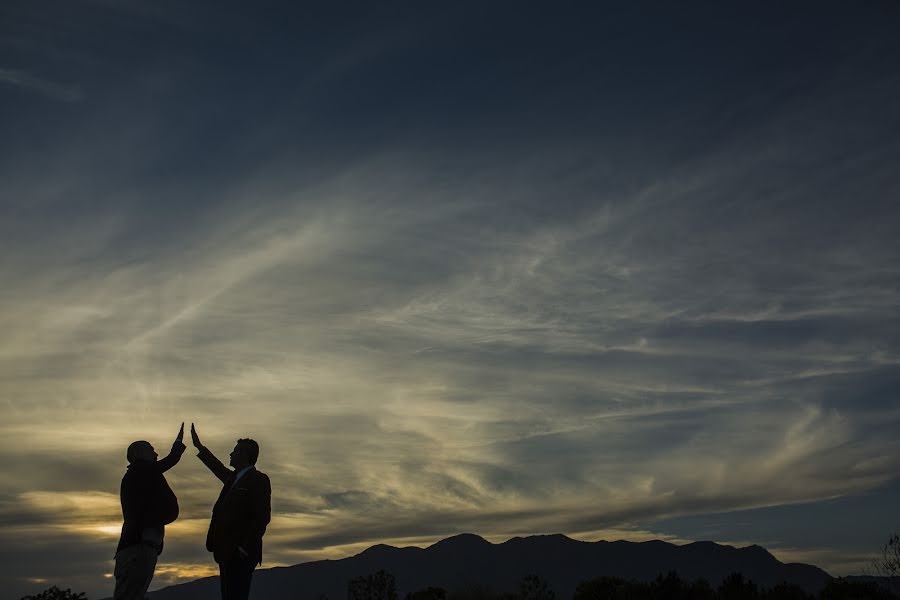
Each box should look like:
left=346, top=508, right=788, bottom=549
left=116, top=446, right=183, bottom=555
left=197, top=446, right=272, bottom=565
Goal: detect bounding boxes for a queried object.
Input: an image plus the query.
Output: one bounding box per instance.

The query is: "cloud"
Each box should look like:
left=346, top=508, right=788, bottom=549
left=1, top=138, right=898, bottom=595
left=2, top=3, right=900, bottom=598
left=0, top=68, right=84, bottom=102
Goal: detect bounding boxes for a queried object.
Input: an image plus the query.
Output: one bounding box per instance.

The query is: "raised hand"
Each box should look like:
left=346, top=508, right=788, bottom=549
left=172, top=422, right=186, bottom=453
left=191, top=422, right=203, bottom=449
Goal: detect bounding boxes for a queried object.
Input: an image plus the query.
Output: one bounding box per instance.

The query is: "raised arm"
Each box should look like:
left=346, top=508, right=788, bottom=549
left=157, top=422, right=187, bottom=473
left=191, top=423, right=233, bottom=483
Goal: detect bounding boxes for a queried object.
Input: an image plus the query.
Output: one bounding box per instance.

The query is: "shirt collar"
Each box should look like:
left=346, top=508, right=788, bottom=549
left=232, top=465, right=255, bottom=485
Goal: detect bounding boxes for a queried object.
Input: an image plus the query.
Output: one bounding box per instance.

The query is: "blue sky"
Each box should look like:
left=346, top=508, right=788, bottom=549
left=1, top=2, right=899, bottom=598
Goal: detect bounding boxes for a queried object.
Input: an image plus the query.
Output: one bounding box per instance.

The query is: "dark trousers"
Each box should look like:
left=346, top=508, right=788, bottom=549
left=219, top=549, right=257, bottom=600
left=114, top=543, right=158, bottom=600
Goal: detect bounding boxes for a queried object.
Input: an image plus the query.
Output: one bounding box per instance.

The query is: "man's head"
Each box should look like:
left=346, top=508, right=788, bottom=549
left=127, top=440, right=157, bottom=464
left=229, top=438, right=259, bottom=469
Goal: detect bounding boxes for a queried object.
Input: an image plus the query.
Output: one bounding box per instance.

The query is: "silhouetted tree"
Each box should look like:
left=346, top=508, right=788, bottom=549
left=572, top=576, right=637, bottom=600
left=871, top=533, right=900, bottom=596
left=760, top=582, right=809, bottom=600
left=447, top=583, right=497, bottom=600
left=819, top=577, right=897, bottom=600
left=873, top=534, right=900, bottom=577
left=19, top=587, right=87, bottom=600
left=649, top=571, right=702, bottom=600
left=717, top=573, right=759, bottom=600
left=518, top=575, right=555, bottom=600
left=348, top=570, right=398, bottom=600
left=572, top=573, right=852, bottom=600
left=685, top=578, right=716, bottom=600
left=406, top=587, right=447, bottom=600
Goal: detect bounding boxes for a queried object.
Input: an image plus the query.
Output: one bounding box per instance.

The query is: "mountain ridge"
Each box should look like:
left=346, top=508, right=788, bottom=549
left=143, top=533, right=832, bottom=600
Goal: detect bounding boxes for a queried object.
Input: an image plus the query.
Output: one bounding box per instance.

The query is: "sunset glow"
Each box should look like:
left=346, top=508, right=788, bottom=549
left=2, top=2, right=899, bottom=599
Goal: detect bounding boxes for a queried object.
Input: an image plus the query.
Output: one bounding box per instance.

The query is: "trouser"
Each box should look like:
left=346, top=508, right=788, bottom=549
left=114, top=543, right=158, bottom=600
left=219, top=549, right=257, bottom=600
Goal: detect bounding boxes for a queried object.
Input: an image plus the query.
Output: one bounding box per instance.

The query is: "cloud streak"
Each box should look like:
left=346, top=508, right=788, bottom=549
left=0, top=68, right=83, bottom=102
left=1, top=2, right=899, bottom=598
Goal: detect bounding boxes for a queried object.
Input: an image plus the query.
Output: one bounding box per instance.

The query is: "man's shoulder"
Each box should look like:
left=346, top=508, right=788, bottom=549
left=249, top=468, right=270, bottom=487
left=121, top=464, right=162, bottom=494
left=124, top=462, right=166, bottom=480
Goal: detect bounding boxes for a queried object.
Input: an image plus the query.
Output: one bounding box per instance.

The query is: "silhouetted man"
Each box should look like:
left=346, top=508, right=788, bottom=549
left=114, top=423, right=186, bottom=600
left=191, top=423, right=272, bottom=600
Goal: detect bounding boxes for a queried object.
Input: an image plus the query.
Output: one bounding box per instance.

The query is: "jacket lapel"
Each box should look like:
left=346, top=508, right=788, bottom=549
left=213, top=473, right=236, bottom=512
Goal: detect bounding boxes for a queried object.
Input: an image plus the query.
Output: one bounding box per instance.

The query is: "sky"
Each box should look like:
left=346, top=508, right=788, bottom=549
left=1, top=1, right=899, bottom=598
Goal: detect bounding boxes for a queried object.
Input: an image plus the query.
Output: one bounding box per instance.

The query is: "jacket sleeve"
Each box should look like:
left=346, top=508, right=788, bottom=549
left=240, top=472, right=271, bottom=557
left=156, top=442, right=186, bottom=473
left=197, top=445, right=234, bottom=484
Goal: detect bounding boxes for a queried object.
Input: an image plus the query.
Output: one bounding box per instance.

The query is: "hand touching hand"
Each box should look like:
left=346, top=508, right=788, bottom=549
left=172, top=422, right=186, bottom=454
left=191, top=423, right=203, bottom=449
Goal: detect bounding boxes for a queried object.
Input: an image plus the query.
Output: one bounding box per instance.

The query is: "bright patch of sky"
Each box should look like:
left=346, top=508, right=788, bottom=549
left=1, top=2, right=899, bottom=598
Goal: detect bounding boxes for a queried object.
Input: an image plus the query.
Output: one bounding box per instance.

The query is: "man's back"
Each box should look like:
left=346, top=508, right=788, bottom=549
left=117, top=454, right=181, bottom=554
left=114, top=431, right=184, bottom=600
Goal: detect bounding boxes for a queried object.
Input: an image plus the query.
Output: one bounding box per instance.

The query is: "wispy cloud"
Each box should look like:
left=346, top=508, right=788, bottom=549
left=1, top=2, right=899, bottom=598
left=1, top=138, right=897, bottom=596
left=0, top=68, right=84, bottom=102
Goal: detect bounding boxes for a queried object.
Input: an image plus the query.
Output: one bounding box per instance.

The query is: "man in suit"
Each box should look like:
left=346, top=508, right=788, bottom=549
left=191, top=423, right=272, bottom=600
left=114, top=423, right=186, bottom=600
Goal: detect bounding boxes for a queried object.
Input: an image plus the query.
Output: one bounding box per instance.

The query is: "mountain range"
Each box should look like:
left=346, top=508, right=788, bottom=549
left=141, top=533, right=832, bottom=600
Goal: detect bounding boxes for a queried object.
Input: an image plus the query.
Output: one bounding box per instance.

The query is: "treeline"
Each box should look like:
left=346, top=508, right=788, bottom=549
left=19, top=587, right=86, bottom=600
left=18, top=572, right=898, bottom=600
left=346, top=570, right=898, bottom=600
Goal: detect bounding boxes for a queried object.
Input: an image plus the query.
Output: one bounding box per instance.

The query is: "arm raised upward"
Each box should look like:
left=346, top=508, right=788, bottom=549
left=157, top=422, right=187, bottom=473
left=191, top=423, right=233, bottom=483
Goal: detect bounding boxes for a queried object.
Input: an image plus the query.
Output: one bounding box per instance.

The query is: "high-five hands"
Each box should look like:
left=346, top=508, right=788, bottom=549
left=191, top=423, right=204, bottom=450
left=172, top=422, right=187, bottom=454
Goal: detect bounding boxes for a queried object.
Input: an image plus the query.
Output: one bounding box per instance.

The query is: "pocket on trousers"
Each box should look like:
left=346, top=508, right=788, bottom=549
left=231, top=548, right=255, bottom=570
